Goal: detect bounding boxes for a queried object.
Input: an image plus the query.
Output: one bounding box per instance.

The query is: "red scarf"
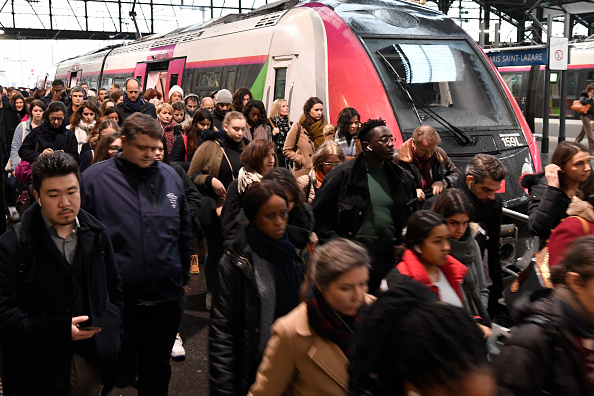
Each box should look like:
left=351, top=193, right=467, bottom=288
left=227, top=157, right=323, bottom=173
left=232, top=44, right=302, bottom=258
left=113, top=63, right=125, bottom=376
left=411, top=140, right=435, bottom=190
left=161, top=120, right=177, bottom=153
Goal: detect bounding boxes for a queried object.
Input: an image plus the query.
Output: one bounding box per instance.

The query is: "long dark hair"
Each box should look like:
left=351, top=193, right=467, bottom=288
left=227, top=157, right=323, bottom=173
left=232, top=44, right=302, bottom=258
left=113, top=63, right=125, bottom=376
left=551, top=141, right=590, bottom=193
left=431, top=188, right=475, bottom=221
left=232, top=87, right=252, bottom=112
left=404, top=210, right=446, bottom=250
left=301, top=97, right=325, bottom=129
left=91, top=132, right=121, bottom=164
left=242, top=180, right=288, bottom=222
left=242, top=100, right=267, bottom=128
left=185, top=108, right=214, bottom=156
left=335, top=107, right=360, bottom=139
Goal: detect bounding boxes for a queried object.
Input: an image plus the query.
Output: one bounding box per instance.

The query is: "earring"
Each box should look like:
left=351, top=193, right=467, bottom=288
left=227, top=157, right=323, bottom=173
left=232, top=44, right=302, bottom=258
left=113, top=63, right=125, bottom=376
left=414, top=246, right=422, bottom=254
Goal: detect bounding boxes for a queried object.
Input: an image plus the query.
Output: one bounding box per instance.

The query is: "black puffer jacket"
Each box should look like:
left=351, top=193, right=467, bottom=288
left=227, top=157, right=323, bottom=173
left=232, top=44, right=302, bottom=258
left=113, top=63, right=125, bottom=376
left=312, top=153, right=417, bottom=244
left=0, top=97, right=21, bottom=167
left=495, top=289, right=589, bottom=396
left=209, top=226, right=302, bottom=396
left=522, top=172, right=571, bottom=249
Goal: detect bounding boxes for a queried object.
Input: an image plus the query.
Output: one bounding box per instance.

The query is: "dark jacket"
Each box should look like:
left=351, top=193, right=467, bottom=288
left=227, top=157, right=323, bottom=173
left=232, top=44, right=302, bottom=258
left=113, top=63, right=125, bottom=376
left=115, top=98, right=157, bottom=123
left=453, top=177, right=503, bottom=304
left=170, top=132, right=189, bottom=170
left=213, top=108, right=225, bottom=132
left=522, top=172, right=571, bottom=249
left=209, top=226, right=302, bottom=396
left=0, top=97, right=22, bottom=167
left=170, top=161, right=204, bottom=241
left=0, top=202, right=122, bottom=395
left=495, top=290, right=588, bottom=396
left=394, top=138, right=461, bottom=193
left=311, top=153, right=417, bottom=244
left=81, top=156, right=193, bottom=306
left=579, top=90, right=594, bottom=117
left=18, top=122, right=79, bottom=163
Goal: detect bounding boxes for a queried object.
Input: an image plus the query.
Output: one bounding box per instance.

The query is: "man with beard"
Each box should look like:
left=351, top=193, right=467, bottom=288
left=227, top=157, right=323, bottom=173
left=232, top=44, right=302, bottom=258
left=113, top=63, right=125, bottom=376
left=212, top=89, right=232, bottom=132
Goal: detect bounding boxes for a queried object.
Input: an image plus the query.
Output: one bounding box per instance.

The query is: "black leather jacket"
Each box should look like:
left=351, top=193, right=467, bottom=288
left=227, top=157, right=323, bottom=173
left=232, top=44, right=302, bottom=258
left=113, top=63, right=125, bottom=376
left=311, top=153, right=417, bottom=244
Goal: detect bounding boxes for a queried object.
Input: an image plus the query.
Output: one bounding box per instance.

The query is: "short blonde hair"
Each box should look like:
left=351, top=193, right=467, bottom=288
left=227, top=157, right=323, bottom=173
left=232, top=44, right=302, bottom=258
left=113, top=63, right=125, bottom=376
left=157, top=103, right=173, bottom=115
left=268, top=98, right=288, bottom=120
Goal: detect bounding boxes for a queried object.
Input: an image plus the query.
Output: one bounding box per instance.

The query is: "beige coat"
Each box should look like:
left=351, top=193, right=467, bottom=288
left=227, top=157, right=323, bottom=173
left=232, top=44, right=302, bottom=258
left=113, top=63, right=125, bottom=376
left=283, top=122, right=315, bottom=178
left=248, top=295, right=375, bottom=396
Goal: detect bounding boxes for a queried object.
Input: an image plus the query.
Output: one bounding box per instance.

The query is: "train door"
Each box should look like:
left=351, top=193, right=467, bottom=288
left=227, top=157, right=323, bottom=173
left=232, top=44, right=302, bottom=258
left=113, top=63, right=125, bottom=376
left=134, top=63, right=147, bottom=89
left=69, top=70, right=81, bottom=87
left=264, top=55, right=297, bottom=112
left=138, top=58, right=186, bottom=100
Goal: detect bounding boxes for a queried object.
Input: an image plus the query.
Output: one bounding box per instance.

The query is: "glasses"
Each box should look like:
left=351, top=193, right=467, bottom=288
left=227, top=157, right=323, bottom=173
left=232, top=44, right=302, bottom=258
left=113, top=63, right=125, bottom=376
left=371, top=136, right=394, bottom=144
left=323, top=161, right=342, bottom=167
left=108, top=145, right=121, bottom=152
left=49, top=116, right=64, bottom=123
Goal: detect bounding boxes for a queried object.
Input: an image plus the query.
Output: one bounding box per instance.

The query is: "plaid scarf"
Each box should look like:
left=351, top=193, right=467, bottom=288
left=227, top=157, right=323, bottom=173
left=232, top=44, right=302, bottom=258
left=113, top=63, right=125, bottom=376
left=306, top=285, right=359, bottom=358
left=411, top=139, right=435, bottom=190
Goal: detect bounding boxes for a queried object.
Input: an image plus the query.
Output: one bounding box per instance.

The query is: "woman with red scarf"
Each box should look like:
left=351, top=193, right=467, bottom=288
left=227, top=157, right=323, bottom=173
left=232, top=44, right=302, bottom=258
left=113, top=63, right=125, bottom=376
left=248, top=238, right=374, bottom=396
left=394, top=210, right=491, bottom=338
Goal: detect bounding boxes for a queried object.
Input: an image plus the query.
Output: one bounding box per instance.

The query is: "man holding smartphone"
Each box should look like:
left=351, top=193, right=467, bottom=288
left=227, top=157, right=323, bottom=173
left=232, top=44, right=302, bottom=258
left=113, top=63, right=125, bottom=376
left=0, top=152, right=123, bottom=396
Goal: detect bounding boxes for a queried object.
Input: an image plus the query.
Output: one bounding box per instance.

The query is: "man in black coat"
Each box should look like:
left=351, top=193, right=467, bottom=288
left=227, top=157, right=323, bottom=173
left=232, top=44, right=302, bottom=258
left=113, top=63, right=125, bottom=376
left=115, top=78, right=157, bottom=123
left=312, top=118, right=418, bottom=292
left=0, top=152, right=122, bottom=395
left=41, top=79, right=69, bottom=106
left=453, top=154, right=507, bottom=316
left=0, top=85, right=22, bottom=234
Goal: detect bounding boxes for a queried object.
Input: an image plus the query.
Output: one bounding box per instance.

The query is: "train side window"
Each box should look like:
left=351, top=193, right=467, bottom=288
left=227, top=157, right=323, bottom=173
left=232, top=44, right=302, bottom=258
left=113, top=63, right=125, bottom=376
left=170, top=74, right=179, bottom=87
left=274, top=68, right=287, bottom=100
left=199, top=72, right=220, bottom=87
left=183, top=70, right=194, bottom=95
left=226, top=70, right=236, bottom=92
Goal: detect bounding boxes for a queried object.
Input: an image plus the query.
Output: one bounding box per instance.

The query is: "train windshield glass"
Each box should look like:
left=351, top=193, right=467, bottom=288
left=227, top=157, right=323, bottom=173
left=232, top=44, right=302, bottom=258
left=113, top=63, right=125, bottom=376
left=366, top=38, right=515, bottom=132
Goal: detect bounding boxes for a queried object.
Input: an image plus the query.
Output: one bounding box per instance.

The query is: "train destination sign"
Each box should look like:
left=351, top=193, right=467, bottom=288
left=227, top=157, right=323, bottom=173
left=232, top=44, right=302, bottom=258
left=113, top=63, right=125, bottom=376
left=487, top=48, right=548, bottom=67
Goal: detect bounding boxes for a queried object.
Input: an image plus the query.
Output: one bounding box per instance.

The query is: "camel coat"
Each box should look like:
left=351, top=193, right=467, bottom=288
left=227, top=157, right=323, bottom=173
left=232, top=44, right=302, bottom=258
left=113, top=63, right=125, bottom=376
left=248, top=295, right=375, bottom=396
left=283, top=122, right=315, bottom=178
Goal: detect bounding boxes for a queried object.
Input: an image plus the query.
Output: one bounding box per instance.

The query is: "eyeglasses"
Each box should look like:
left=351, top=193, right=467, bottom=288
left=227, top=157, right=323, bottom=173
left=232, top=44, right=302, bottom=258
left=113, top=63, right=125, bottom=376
left=323, top=161, right=342, bottom=167
left=108, top=146, right=121, bottom=152
left=370, top=136, right=394, bottom=144
left=49, top=116, right=64, bottom=123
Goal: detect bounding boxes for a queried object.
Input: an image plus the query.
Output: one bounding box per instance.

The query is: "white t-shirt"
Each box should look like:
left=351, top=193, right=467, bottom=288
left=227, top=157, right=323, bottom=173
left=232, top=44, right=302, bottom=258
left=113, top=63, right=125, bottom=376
left=434, top=267, right=463, bottom=307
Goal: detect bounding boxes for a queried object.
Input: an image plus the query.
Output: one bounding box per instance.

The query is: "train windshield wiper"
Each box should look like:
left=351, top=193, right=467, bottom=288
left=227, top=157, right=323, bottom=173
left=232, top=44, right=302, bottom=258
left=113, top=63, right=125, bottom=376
left=376, top=50, right=473, bottom=146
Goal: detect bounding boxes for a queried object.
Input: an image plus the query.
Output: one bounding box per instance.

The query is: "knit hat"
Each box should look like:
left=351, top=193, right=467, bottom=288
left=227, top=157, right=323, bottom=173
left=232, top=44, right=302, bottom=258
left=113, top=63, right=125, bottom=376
left=168, top=85, right=184, bottom=101
left=216, top=89, right=232, bottom=105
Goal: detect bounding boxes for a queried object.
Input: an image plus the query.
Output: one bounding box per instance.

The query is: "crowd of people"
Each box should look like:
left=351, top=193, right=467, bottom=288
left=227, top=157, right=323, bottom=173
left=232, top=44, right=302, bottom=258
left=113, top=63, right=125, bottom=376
left=0, top=79, right=593, bottom=396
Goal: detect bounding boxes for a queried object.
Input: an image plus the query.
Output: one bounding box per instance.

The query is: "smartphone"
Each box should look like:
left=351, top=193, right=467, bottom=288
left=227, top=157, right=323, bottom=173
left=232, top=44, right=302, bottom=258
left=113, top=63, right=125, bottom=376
left=79, top=322, right=106, bottom=330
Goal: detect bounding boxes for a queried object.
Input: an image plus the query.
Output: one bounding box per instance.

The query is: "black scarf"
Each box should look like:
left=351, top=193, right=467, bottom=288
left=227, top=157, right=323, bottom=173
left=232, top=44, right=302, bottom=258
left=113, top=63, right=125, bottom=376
left=223, top=132, right=244, bottom=151
left=40, top=121, right=66, bottom=141
left=247, top=224, right=301, bottom=318
left=124, top=95, right=143, bottom=112
left=306, top=285, right=360, bottom=358
left=17, top=107, right=27, bottom=120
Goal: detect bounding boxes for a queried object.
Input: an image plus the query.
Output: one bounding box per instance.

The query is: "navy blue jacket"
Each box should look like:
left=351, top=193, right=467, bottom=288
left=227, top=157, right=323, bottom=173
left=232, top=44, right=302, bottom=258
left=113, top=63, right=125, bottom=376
left=81, top=155, right=192, bottom=306
left=0, top=202, right=123, bottom=395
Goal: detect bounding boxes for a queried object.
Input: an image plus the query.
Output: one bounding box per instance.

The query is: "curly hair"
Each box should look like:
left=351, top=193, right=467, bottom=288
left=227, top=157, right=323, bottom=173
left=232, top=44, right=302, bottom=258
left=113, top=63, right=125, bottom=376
left=349, top=278, right=490, bottom=395
left=232, top=87, right=253, bottom=112
left=357, top=118, right=386, bottom=142
left=335, top=107, right=360, bottom=139
left=242, top=100, right=267, bottom=128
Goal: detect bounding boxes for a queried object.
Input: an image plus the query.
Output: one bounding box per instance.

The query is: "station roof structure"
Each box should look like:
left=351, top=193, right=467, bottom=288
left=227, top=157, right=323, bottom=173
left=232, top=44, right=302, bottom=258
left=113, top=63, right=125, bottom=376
left=0, top=0, right=593, bottom=42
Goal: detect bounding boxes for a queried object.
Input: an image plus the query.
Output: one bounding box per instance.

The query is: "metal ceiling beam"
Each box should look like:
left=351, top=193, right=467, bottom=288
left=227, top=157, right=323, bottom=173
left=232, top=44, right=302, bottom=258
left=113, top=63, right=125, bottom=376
left=0, top=27, right=144, bottom=40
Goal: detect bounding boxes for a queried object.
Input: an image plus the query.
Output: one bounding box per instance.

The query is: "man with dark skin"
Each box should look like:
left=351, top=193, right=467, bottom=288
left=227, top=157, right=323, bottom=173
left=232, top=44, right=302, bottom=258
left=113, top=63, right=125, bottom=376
left=312, top=119, right=417, bottom=292
left=41, top=79, right=68, bottom=106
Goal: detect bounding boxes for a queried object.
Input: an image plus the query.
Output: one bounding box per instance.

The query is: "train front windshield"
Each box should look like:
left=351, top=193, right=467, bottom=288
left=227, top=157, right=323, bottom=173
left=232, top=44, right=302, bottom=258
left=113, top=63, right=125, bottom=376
left=366, top=38, right=517, bottom=133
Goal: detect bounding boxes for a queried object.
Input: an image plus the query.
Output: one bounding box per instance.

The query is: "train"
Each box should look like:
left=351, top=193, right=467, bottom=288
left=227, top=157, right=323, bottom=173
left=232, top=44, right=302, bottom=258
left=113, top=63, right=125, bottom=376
left=497, top=40, right=594, bottom=120
left=46, top=0, right=542, bottom=212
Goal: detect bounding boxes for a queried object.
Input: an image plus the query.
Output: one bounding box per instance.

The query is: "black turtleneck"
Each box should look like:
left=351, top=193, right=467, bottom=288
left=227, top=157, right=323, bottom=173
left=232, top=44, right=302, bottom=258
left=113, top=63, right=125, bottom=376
left=115, top=155, right=159, bottom=190
left=219, top=133, right=243, bottom=188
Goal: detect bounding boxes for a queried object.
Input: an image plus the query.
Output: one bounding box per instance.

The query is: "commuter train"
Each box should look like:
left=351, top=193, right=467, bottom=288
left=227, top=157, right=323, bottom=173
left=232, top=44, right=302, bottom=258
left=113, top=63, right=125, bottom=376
left=51, top=0, right=542, bottom=211
left=498, top=41, right=594, bottom=119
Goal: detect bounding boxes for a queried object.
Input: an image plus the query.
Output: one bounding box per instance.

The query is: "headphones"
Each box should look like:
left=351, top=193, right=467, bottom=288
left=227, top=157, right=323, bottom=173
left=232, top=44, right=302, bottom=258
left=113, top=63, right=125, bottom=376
left=69, top=86, right=88, bottom=101
left=124, top=77, right=143, bottom=93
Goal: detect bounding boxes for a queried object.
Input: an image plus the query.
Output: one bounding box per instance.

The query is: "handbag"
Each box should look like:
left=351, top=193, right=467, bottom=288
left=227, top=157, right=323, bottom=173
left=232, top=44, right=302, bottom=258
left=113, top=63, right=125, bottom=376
left=571, top=100, right=591, bottom=114
left=504, top=216, right=590, bottom=321
left=14, top=160, right=32, bottom=185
